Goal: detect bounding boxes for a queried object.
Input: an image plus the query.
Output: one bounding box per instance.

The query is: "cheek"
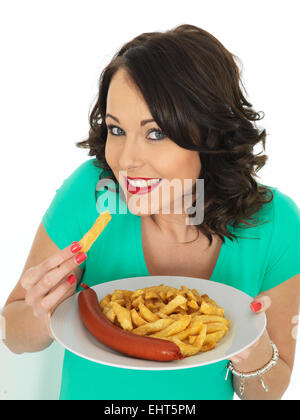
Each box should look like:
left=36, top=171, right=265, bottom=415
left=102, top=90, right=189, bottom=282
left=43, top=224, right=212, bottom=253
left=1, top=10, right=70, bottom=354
left=177, top=153, right=201, bottom=181
left=105, top=140, right=114, bottom=167
left=190, top=153, right=201, bottom=176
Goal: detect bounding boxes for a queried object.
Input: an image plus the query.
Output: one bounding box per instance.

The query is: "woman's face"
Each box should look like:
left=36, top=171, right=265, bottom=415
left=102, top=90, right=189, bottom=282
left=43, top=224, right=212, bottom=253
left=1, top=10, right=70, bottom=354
left=105, top=68, right=201, bottom=217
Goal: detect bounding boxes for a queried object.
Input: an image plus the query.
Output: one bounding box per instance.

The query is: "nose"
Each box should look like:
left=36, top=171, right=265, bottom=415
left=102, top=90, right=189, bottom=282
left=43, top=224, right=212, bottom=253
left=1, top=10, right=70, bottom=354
left=118, top=136, right=145, bottom=171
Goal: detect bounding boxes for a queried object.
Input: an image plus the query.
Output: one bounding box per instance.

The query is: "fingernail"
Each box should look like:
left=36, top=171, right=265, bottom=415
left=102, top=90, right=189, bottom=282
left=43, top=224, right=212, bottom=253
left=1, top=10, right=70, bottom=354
left=251, top=301, right=262, bottom=313
left=67, top=274, right=76, bottom=285
left=70, top=241, right=82, bottom=254
left=75, top=252, right=87, bottom=264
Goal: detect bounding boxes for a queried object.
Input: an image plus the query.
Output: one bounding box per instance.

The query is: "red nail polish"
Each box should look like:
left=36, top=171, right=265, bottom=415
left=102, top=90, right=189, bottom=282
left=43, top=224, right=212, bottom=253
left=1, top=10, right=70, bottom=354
left=75, top=252, right=87, bottom=264
left=70, top=241, right=82, bottom=254
left=67, top=274, right=76, bottom=285
left=251, top=301, right=262, bottom=313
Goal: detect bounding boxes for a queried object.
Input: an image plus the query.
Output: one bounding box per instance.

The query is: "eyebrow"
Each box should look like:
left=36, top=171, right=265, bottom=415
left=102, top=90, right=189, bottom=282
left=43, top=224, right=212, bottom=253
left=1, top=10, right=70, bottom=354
left=105, top=113, right=155, bottom=126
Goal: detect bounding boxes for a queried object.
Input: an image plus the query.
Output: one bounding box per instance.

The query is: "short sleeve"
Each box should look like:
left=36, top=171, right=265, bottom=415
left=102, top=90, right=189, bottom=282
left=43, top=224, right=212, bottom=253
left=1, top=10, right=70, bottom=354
left=260, top=188, right=300, bottom=292
left=42, top=159, right=103, bottom=270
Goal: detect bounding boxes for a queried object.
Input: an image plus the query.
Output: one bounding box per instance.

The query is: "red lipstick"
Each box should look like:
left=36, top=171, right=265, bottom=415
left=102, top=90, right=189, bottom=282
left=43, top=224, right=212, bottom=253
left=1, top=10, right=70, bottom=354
left=123, top=175, right=162, bottom=195
left=127, top=176, right=161, bottom=180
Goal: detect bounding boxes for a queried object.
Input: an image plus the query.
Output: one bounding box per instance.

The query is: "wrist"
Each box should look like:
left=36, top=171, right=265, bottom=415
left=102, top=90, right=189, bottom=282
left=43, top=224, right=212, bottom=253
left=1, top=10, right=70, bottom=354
left=231, top=331, right=273, bottom=373
left=227, top=340, right=280, bottom=398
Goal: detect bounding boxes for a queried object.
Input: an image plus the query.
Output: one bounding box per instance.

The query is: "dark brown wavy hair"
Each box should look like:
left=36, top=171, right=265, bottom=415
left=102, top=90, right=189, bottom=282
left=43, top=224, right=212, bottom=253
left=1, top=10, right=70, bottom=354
left=76, top=23, right=274, bottom=246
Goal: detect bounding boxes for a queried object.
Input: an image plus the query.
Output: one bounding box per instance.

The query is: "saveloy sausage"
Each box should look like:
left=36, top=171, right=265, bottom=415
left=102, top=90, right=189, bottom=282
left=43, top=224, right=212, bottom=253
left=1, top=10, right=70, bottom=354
left=78, top=283, right=185, bottom=361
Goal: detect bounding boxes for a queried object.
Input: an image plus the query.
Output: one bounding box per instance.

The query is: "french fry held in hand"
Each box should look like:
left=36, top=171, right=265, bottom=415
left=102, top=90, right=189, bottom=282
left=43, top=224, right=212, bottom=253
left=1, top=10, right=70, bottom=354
left=79, top=210, right=112, bottom=253
left=98, top=284, right=231, bottom=358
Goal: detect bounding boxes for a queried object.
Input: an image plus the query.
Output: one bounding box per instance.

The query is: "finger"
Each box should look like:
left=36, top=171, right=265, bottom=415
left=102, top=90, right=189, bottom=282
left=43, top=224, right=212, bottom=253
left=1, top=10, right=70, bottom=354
left=49, top=274, right=78, bottom=315
left=38, top=274, right=77, bottom=316
left=27, top=252, right=86, bottom=304
left=22, top=241, right=83, bottom=290
left=250, top=295, right=272, bottom=313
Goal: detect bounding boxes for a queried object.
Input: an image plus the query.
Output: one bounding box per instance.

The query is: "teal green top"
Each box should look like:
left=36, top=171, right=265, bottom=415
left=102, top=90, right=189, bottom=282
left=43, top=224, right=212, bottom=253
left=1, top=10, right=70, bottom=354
left=42, top=158, right=300, bottom=400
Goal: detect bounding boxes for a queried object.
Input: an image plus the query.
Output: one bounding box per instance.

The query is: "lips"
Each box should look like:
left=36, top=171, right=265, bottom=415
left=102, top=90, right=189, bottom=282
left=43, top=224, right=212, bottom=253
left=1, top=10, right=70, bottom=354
left=124, top=176, right=162, bottom=195
left=126, top=176, right=161, bottom=180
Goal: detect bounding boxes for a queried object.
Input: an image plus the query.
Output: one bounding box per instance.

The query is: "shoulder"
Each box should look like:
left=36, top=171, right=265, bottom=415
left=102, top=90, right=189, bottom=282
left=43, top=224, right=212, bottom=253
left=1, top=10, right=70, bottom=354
left=255, top=183, right=300, bottom=226
left=259, top=184, right=300, bottom=291
left=264, top=184, right=300, bottom=232
left=66, top=158, right=105, bottom=185
left=272, top=187, right=300, bottom=218
left=45, top=158, right=109, bottom=217
left=56, top=158, right=106, bottom=198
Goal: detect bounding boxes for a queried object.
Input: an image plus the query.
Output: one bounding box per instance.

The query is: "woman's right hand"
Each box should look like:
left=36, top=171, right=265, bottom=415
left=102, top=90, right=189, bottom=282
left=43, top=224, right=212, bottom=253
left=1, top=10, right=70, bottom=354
left=20, top=241, right=87, bottom=339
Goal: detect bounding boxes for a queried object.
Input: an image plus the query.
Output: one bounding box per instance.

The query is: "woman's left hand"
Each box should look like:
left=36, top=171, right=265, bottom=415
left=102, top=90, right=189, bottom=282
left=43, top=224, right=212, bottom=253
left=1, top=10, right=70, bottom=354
left=229, top=294, right=273, bottom=371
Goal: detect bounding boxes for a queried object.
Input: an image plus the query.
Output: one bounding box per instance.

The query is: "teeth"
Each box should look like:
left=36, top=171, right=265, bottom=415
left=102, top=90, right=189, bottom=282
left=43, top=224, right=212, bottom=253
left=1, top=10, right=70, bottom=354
left=127, top=178, right=161, bottom=188
left=149, top=179, right=161, bottom=186
left=128, top=179, right=148, bottom=188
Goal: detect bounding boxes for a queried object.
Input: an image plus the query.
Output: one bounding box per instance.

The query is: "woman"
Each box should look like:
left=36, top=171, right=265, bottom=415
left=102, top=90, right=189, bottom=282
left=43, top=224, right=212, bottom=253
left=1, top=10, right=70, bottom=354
left=3, top=24, right=300, bottom=400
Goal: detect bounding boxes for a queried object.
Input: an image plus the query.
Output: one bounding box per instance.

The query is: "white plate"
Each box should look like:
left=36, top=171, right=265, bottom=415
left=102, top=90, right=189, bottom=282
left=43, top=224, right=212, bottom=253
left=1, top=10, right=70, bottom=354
left=50, top=276, right=266, bottom=370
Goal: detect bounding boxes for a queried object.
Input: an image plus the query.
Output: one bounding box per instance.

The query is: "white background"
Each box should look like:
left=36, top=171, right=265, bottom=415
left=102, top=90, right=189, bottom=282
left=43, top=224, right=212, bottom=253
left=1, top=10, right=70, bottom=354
left=0, top=0, right=299, bottom=400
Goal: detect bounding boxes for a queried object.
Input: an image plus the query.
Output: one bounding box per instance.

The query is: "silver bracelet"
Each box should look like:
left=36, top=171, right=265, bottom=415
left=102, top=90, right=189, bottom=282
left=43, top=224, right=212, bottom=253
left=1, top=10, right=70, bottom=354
left=225, top=340, right=279, bottom=397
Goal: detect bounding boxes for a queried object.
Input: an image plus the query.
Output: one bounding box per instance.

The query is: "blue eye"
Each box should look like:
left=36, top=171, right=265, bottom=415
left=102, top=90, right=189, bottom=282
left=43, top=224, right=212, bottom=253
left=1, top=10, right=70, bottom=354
left=107, top=125, right=124, bottom=136
left=148, top=129, right=166, bottom=141
left=107, top=124, right=165, bottom=142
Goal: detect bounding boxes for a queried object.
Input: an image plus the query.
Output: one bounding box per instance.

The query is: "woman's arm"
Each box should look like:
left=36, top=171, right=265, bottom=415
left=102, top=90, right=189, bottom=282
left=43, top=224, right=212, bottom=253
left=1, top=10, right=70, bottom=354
left=3, top=300, right=55, bottom=354
left=232, top=331, right=291, bottom=400
left=3, top=221, right=83, bottom=354
left=230, top=273, right=300, bottom=400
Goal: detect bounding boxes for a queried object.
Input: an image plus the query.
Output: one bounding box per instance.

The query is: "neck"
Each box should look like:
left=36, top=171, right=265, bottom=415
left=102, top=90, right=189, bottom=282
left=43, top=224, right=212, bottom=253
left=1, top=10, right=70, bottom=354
left=149, top=213, right=200, bottom=245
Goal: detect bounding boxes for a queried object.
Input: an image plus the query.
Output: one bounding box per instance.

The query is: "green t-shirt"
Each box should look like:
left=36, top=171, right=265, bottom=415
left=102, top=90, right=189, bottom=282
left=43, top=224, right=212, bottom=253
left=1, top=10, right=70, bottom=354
left=42, top=158, right=300, bottom=400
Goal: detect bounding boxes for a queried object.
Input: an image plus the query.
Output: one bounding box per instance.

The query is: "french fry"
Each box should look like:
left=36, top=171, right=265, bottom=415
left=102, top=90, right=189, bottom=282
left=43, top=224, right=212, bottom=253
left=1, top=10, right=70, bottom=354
left=181, top=285, right=197, bottom=302
left=144, top=290, right=159, bottom=300
left=206, top=323, right=228, bottom=334
left=99, top=294, right=112, bottom=310
left=132, top=318, right=174, bottom=335
left=79, top=210, right=111, bottom=253
left=191, top=288, right=203, bottom=305
left=130, top=308, right=147, bottom=327
left=169, top=313, right=184, bottom=320
left=174, top=306, right=189, bottom=315
left=104, top=305, right=116, bottom=323
left=170, top=324, right=207, bottom=356
left=145, top=299, right=162, bottom=312
left=111, top=290, right=126, bottom=301
left=188, top=335, right=197, bottom=345
left=124, top=298, right=132, bottom=311
left=204, top=329, right=227, bottom=344
left=131, top=289, right=145, bottom=299
left=201, top=294, right=218, bottom=306
left=187, top=300, right=199, bottom=310
left=200, top=341, right=216, bottom=352
left=193, top=315, right=230, bottom=328
left=200, top=300, right=224, bottom=317
left=138, top=302, right=160, bottom=322
left=110, top=302, right=133, bottom=331
left=132, top=295, right=145, bottom=309
left=160, top=294, right=187, bottom=315
left=156, top=311, right=171, bottom=319
left=172, top=318, right=204, bottom=341
left=150, top=315, right=191, bottom=338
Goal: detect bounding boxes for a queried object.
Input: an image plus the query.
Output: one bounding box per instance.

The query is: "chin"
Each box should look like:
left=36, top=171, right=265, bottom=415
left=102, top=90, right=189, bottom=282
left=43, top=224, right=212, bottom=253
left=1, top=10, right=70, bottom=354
left=126, top=200, right=160, bottom=217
